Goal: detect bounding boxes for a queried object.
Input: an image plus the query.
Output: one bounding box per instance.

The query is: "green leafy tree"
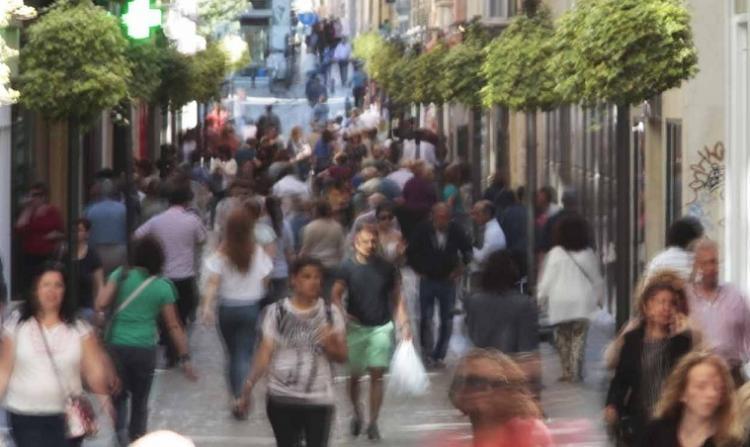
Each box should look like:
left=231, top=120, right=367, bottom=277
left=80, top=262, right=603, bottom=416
left=352, top=32, right=383, bottom=67
left=411, top=43, right=448, bottom=105
left=156, top=46, right=193, bottom=111
left=481, top=5, right=558, bottom=111
left=19, top=0, right=131, bottom=124
left=189, top=42, right=228, bottom=103
left=126, top=40, right=165, bottom=102
left=551, top=0, right=698, bottom=105
left=197, top=0, right=245, bottom=37
left=440, top=22, right=489, bottom=107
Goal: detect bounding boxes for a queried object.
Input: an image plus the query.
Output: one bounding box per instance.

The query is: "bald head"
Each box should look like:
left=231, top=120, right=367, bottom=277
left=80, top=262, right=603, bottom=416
left=693, top=238, right=719, bottom=289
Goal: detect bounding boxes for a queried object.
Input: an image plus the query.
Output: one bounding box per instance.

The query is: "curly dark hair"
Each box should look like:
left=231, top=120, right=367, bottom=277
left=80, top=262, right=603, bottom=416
left=291, top=257, right=325, bottom=277
left=130, top=235, right=165, bottom=276
left=480, top=250, right=521, bottom=293
left=20, top=262, right=77, bottom=325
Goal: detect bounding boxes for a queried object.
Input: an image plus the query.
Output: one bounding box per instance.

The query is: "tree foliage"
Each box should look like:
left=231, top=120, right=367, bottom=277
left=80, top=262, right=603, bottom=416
left=197, top=0, right=245, bottom=37
left=352, top=32, right=383, bottom=67
left=156, top=46, right=193, bottom=111
left=551, top=0, right=698, bottom=105
left=189, top=42, right=228, bottom=103
left=481, top=6, right=558, bottom=111
left=1, top=0, right=36, bottom=105
left=19, top=0, right=131, bottom=123
left=411, top=43, right=448, bottom=105
left=440, top=22, right=490, bottom=107
left=126, top=40, right=165, bottom=102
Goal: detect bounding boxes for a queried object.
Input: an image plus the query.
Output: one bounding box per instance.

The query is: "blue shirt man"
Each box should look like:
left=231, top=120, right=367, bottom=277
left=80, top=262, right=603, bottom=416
left=85, top=198, right=127, bottom=245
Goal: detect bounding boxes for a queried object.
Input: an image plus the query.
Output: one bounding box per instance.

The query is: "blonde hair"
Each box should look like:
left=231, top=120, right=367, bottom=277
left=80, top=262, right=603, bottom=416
left=654, top=352, right=742, bottom=446
left=450, top=349, right=541, bottom=421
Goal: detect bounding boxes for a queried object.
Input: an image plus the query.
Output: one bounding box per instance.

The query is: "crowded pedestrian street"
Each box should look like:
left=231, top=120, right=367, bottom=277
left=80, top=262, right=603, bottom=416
left=2, top=0, right=750, bottom=446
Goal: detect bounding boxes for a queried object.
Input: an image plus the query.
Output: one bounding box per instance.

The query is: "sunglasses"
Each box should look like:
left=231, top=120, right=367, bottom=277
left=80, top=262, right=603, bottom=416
left=452, top=375, right=526, bottom=392
left=377, top=214, right=394, bottom=221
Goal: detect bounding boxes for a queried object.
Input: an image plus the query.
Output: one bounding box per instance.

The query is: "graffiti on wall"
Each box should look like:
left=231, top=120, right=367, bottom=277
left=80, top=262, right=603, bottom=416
left=686, top=142, right=725, bottom=230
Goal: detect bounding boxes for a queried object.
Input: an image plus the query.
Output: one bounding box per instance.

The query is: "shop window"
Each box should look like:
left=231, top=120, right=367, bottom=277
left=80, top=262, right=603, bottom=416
left=665, top=120, right=683, bottom=227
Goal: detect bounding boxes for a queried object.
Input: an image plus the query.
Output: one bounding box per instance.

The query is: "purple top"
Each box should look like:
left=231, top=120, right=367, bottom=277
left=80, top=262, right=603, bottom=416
left=687, top=283, right=750, bottom=365
left=402, top=176, right=437, bottom=214
left=135, top=206, right=207, bottom=280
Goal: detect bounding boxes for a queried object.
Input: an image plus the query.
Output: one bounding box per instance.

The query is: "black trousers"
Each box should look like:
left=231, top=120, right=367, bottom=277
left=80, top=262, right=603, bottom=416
left=162, top=276, right=196, bottom=364
left=8, top=412, right=81, bottom=447
left=266, top=398, right=334, bottom=447
left=109, top=345, right=157, bottom=446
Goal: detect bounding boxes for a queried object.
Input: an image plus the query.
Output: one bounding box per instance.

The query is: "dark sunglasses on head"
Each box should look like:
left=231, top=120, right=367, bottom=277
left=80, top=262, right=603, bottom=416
left=452, top=375, right=526, bottom=392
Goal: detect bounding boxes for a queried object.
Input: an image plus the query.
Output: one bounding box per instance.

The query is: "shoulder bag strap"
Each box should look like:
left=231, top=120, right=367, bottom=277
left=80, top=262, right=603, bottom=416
left=36, top=319, right=71, bottom=399
left=113, top=276, right=157, bottom=316
left=563, top=249, right=595, bottom=286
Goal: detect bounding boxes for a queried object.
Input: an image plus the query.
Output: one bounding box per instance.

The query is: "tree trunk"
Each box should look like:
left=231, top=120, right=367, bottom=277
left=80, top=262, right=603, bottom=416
left=124, top=104, right=135, bottom=260
left=67, top=117, right=81, bottom=309
left=615, top=103, right=632, bottom=330
left=525, top=110, right=537, bottom=291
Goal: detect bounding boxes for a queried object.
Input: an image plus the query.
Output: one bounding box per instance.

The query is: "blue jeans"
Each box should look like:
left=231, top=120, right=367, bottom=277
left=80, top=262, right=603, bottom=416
left=419, top=277, right=456, bottom=361
left=218, top=302, right=261, bottom=398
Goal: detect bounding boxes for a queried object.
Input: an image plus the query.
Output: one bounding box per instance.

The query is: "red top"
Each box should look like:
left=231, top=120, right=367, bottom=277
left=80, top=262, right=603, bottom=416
left=17, top=205, right=64, bottom=256
left=430, top=418, right=553, bottom=447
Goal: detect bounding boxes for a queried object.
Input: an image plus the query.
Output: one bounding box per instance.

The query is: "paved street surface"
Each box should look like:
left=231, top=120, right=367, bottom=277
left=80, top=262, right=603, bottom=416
left=71, top=306, right=613, bottom=447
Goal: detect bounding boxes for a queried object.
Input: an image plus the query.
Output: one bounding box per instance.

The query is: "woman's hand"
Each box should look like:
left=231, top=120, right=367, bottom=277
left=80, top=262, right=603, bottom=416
left=181, top=360, right=199, bottom=382
left=200, top=306, right=216, bottom=327
left=604, top=405, right=618, bottom=425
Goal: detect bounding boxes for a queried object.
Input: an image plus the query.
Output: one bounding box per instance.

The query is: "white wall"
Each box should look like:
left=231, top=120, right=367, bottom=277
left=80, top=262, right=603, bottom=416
left=0, top=105, right=11, bottom=295
left=725, top=9, right=750, bottom=289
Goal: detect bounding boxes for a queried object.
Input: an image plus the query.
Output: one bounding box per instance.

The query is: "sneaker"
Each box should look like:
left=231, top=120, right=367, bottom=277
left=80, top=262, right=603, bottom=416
left=350, top=417, right=362, bottom=437
left=367, top=423, right=381, bottom=441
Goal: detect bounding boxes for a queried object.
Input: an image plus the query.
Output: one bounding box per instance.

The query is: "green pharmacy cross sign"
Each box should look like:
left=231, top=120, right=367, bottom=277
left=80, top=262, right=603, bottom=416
left=122, top=0, right=162, bottom=40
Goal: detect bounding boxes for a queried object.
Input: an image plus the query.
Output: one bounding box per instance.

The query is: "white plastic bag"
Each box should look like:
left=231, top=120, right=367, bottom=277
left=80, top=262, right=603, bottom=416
left=388, top=341, right=430, bottom=396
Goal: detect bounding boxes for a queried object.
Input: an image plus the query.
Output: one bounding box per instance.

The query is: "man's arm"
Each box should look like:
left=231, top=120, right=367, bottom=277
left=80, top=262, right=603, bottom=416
left=391, top=277, right=411, bottom=341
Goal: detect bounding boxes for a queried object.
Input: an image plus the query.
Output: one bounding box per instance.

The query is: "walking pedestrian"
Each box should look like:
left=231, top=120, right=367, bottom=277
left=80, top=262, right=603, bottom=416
left=240, top=257, right=347, bottom=447
left=334, top=37, right=351, bottom=86
left=644, top=352, right=742, bottom=447
left=645, top=216, right=704, bottom=281
left=604, top=270, right=693, bottom=446
left=537, top=214, right=603, bottom=382
left=446, top=349, right=552, bottom=447
left=262, top=197, right=295, bottom=305
left=332, top=226, right=412, bottom=441
left=469, top=200, right=507, bottom=280
left=300, top=201, right=346, bottom=299
left=686, top=238, right=750, bottom=386
left=0, top=264, right=115, bottom=447
left=84, top=179, right=128, bottom=275
left=257, top=105, right=282, bottom=141
left=95, top=236, right=197, bottom=445
left=15, top=182, right=64, bottom=296
left=199, top=208, right=273, bottom=419
left=135, top=176, right=207, bottom=366
left=374, top=202, right=406, bottom=264
left=400, top=161, right=438, bottom=239
left=351, top=65, right=367, bottom=109
left=68, top=218, right=104, bottom=322
left=311, top=95, right=330, bottom=131
left=407, top=203, right=472, bottom=368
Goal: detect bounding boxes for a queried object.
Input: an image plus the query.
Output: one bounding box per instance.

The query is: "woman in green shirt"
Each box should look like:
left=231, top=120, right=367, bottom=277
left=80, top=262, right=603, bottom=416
left=95, top=235, right=196, bottom=446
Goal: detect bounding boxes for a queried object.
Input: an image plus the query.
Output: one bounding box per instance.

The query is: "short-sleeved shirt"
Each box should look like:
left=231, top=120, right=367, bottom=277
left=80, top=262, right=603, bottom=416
left=337, top=256, right=398, bottom=327
left=262, top=298, right=345, bottom=405
left=76, top=247, right=102, bottom=309
left=3, top=315, right=91, bottom=414
left=106, top=267, right=177, bottom=348
left=204, top=246, right=273, bottom=303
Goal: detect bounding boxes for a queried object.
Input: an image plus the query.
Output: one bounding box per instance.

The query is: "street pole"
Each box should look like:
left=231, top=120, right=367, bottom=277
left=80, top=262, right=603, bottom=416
left=124, top=104, right=134, bottom=260
left=615, top=103, right=632, bottom=330
left=66, top=117, right=80, bottom=309
left=525, top=110, right=537, bottom=292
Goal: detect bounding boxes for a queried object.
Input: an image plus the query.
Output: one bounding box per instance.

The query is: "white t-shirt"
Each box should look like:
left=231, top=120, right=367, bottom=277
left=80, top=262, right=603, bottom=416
left=204, top=246, right=273, bottom=303
left=262, top=298, right=345, bottom=405
left=3, top=315, right=91, bottom=414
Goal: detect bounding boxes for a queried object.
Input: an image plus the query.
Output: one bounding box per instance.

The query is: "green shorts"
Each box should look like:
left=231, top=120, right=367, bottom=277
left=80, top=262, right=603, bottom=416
left=346, top=321, right=395, bottom=374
